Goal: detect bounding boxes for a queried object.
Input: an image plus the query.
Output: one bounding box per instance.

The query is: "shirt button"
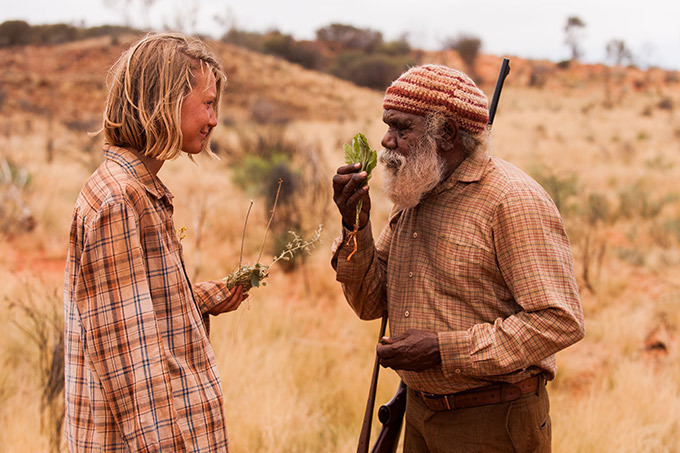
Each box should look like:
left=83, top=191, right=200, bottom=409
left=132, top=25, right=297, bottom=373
left=216, top=294, right=223, bottom=302
left=408, top=271, right=413, bottom=278
left=413, top=232, right=418, bottom=239
left=404, top=311, right=410, bottom=318
left=455, top=369, right=461, bottom=374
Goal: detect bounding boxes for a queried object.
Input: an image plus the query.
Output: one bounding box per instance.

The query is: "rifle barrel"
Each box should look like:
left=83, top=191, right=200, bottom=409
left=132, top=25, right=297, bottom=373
left=488, top=58, right=511, bottom=126
left=357, top=313, right=388, bottom=453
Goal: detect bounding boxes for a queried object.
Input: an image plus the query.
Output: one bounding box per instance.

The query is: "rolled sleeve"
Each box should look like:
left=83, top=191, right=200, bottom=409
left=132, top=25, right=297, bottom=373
left=193, top=280, right=233, bottom=314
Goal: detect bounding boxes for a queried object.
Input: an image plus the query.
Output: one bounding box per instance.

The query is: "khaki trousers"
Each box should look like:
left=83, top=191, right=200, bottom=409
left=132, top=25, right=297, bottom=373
left=403, top=382, right=551, bottom=453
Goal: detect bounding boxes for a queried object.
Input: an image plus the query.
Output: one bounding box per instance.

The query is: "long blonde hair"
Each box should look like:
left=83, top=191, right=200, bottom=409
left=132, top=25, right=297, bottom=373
left=103, top=32, right=227, bottom=160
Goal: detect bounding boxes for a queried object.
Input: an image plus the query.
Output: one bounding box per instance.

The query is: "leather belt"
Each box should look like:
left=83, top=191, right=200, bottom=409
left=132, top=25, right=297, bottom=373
left=416, top=376, right=545, bottom=411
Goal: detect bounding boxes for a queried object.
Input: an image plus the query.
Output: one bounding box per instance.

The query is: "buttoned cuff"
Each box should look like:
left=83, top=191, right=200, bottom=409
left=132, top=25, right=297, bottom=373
left=438, top=330, right=471, bottom=379
left=193, top=280, right=233, bottom=314
left=331, top=222, right=374, bottom=272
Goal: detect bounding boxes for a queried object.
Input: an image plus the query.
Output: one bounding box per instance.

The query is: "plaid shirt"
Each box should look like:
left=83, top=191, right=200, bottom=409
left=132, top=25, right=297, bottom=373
left=332, top=155, right=585, bottom=394
left=64, top=145, right=233, bottom=452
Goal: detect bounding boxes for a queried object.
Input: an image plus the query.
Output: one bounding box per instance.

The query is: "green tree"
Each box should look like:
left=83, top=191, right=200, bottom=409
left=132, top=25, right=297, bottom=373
left=0, top=20, right=33, bottom=47
left=315, top=23, right=383, bottom=52
left=443, top=34, right=482, bottom=80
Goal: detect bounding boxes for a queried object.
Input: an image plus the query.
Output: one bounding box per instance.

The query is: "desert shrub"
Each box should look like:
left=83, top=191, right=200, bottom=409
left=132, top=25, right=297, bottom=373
left=248, top=98, right=295, bottom=125
left=617, top=182, right=676, bottom=219
left=31, top=23, right=79, bottom=45
left=657, top=97, right=673, bottom=111
left=316, top=23, right=383, bottom=52
left=616, top=247, right=645, bottom=267
left=584, top=192, right=613, bottom=225
left=649, top=218, right=680, bottom=248
left=664, top=217, right=680, bottom=243
left=640, top=105, right=653, bottom=117
left=220, top=28, right=267, bottom=52
left=377, top=37, right=411, bottom=56
left=0, top=87, right=6, bottom=111
left=665, top=72, right=680, bottom=84
left=229, top=130, right=329, bottom=270
left=0, top=159, right=35, bottom=235
left=530, top=166, right=580, bottom=216
left=80, top=24, right=139, bottom=39
left=0, top=21, right=139, bottom=47
left=556, top=60, right=571, bottom=70
left=63, top=118, right=100, bottom=133
left=443, top=34, right=482, bottom=80
left=262, top=32, right=324, bottom=70
left=529, top=66, right=552, bottom=88
left=7, top=285, right=64, bottom=452
left=330, top=51, right=414, bottom=90
left=0, top=20, right=33, bottom=46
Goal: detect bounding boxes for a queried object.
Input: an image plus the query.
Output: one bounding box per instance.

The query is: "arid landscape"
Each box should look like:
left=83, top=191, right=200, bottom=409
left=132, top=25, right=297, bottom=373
left=1, top=34, right=679, bottom=452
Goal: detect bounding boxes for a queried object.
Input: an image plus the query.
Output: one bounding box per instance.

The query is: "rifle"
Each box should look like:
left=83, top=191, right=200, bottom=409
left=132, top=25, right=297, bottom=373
left=357, top=58, right=512, bottom=453
left=488, top=57, right=511, bottom=126
left=356, top=313, right=388, bottom=453
left=370, top=381, right=407, bottom=453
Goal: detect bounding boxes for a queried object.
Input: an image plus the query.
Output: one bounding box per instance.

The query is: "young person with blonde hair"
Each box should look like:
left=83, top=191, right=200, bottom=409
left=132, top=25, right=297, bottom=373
left=64, top=32, right=246, bottom=452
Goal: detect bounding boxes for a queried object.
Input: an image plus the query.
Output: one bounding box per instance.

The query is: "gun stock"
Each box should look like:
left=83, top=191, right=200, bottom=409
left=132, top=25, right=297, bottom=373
left=370, top=381, right=407, bottom=453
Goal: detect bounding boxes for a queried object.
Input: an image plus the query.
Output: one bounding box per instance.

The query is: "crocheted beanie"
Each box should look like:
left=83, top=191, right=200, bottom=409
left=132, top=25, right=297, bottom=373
left=383, top=64, right=489, bottom=134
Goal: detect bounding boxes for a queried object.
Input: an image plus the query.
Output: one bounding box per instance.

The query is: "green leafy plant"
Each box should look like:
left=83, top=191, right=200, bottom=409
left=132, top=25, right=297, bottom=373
left=343, top=133, right=377, bottom=260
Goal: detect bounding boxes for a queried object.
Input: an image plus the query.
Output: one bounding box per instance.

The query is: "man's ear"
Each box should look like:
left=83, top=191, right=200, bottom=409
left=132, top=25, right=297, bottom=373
left=438, top=118, right=459, bottom=154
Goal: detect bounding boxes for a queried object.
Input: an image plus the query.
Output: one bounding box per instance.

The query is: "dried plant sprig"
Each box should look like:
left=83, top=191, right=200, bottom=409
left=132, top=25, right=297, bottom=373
left=224, top=178, right=322, bottom=292
left=239, top=200, right=254, bottom=268
left=271, top=225, right=323, bottom=265
left=224, top=225, right=323, bottom=292
left=257, top=179, right=282, bottom=263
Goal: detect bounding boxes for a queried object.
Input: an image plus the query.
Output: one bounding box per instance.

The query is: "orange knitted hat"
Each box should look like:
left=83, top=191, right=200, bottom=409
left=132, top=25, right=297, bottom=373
left=383, top=64, right=489, bottom=134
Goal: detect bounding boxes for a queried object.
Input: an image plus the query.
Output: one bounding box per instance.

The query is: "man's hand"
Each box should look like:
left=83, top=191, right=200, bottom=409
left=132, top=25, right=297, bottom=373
left=208, top=285, right=248, bottom=316
left=377, top=329, right=442, bottom=372
left=332, top=163, right=371, bottom=229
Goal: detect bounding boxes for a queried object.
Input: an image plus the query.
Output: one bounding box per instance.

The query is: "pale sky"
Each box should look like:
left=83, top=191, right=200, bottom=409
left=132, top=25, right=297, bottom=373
left=2, top=0, right=679, bottom=70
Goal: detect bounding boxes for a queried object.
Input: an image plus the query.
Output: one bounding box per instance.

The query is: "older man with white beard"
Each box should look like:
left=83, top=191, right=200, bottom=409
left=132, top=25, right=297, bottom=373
left=331, top=64, right=585, bottom=452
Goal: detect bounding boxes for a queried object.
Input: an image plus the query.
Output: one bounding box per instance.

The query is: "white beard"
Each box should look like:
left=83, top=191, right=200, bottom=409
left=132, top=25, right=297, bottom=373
left=379, top=136, right=445, bottom=210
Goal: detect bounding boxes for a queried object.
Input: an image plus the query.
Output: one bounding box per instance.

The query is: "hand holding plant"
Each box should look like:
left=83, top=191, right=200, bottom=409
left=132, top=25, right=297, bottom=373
left=224, top=179, right=323, bottom=291
left=343, top=133, right=377, bottom=260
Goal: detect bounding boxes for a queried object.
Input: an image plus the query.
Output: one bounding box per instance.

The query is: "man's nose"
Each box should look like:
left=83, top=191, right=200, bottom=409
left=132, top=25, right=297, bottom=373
left=381, top=131, right=396, bottom=150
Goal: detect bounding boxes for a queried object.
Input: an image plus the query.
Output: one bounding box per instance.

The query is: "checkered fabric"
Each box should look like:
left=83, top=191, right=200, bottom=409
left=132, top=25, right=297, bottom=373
left=64, top=144, right=233, bottom=452
left=332, top=155, right=585, bottom=394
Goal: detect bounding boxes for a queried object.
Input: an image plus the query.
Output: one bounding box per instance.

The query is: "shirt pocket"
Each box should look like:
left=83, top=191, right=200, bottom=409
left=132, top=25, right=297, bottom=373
left=434, top=234, right=485, bottom=298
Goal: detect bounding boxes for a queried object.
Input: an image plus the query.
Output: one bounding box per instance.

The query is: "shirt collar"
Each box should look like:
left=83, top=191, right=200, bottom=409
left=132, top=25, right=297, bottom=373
left=434, top=154, right=490, bottom=194
left=103, top=144, right=174, bottom=203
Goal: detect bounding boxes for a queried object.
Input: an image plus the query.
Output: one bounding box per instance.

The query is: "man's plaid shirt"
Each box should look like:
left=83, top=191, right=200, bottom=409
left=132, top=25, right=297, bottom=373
left=64, top=145, right=233, bottom=452
left=333, top=154, right=585, bottom=395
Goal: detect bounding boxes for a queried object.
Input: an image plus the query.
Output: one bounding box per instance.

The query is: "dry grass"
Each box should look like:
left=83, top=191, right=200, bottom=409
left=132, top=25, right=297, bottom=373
left=1, top=39, right=679, bottom=452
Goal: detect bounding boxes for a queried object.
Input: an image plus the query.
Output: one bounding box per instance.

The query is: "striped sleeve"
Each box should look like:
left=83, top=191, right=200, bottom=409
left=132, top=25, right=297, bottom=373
left=77, top=200, right=188, bottom=452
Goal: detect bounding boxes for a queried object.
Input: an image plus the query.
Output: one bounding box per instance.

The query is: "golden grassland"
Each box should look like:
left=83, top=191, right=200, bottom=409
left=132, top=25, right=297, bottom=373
left=1, top=37, right=679, bottom=452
